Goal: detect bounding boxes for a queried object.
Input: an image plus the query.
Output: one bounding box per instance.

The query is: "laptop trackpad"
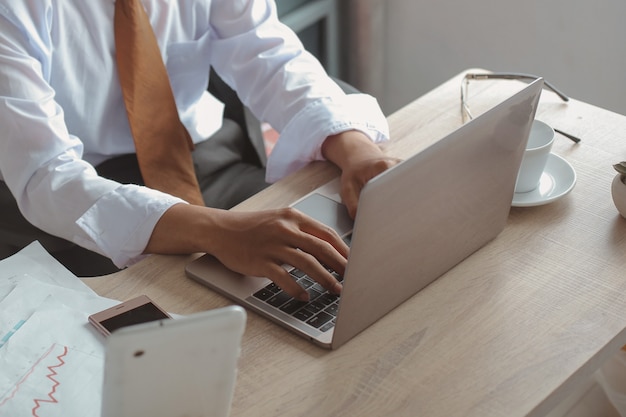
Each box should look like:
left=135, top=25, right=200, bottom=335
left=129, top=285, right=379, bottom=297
left=292, top=193, right=353, bottom=237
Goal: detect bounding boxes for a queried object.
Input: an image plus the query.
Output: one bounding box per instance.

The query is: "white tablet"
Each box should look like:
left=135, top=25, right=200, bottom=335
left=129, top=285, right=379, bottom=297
left=101, top=306, right=246, bottom=417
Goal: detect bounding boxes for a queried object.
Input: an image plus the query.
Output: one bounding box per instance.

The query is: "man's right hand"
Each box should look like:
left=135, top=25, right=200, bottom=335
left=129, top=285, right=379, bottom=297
left=145, top=204, right=348, bottom=301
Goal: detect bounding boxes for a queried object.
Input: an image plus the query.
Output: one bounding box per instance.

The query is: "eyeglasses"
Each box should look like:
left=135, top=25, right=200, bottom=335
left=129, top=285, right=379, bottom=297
left=460, top=72, right=580, bottom=143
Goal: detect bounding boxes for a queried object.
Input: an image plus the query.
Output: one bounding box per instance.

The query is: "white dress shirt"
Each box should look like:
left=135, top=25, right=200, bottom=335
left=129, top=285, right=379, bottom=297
left=0, top=0, right=389, bottom=267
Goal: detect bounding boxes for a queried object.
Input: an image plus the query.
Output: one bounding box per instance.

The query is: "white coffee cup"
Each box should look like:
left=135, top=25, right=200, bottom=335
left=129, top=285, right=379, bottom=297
left=514, top=120, right=555, bottom=193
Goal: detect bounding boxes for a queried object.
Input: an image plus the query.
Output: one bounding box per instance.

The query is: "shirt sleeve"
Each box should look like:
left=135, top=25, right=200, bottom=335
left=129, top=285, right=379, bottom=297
left=208, top=0, right=390, bottom=183
left=0, top=6, right=183, bottom=268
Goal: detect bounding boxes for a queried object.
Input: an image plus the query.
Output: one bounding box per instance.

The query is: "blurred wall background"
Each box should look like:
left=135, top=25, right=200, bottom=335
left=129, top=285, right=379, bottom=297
left=342, top=0, right=626, bottom=116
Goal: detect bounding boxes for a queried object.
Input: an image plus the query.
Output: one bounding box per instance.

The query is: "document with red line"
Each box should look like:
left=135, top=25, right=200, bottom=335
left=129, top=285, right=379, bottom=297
left=0, top=242, right=119, bottom=417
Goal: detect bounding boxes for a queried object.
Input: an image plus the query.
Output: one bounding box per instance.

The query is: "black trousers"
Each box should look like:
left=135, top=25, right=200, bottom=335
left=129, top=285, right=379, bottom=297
left=0, top=118, right=268, bottom=276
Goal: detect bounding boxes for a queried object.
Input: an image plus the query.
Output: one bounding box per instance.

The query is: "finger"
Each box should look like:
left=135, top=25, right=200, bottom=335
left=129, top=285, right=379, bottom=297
left=265, top=262, right=310, bottom=301
left=281, top=247, right=343, bottom=295
left=295, top=217, right=349, bottom=275
left=286, top=207, right=348, bottom=259
left=294, top=231, right=347, bottom=277
left=340, top=172, right=366, bottom=219
left=341, top=184, right=359, bottom=219
left=299, top=220, right=349, bottom=258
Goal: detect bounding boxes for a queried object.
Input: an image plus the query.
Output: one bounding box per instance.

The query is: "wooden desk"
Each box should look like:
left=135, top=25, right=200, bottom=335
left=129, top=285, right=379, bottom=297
left=84, top=70, right=626, bottom=417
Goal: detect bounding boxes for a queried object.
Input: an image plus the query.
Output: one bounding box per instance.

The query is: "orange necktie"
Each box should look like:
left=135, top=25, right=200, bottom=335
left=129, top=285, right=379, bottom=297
left=114, top=0, right=205, bottom=205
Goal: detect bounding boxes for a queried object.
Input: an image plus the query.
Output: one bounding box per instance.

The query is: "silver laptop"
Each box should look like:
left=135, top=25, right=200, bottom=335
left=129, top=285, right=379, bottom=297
left=101, top=306, right=246, bottom=417
left=186, top=80, right=543, bottom=349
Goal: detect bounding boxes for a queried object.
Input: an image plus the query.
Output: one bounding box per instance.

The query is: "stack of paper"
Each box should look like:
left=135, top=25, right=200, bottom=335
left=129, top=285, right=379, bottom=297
left=0, top=242, right=119, bottom=417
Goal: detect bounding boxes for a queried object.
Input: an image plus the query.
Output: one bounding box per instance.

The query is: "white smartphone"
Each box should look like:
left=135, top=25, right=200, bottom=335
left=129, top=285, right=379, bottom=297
left=101, top=306, right=246, bottom=417
left=88, top=294, right=171, bottom=337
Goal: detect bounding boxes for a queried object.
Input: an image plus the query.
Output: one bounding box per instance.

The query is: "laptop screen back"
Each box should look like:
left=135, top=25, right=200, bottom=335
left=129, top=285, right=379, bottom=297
left=331, top=80, right=542, bottom=348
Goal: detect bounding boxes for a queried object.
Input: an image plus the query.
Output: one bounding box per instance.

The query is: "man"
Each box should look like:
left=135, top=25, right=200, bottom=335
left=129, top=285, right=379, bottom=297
left=0, top=1, right=396, bottom=301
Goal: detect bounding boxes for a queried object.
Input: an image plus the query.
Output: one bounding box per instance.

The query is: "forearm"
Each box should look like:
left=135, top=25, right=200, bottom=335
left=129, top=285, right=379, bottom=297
left=321, top=130, right=387, bottom=171
left=144, top=203, right=223, bottom=256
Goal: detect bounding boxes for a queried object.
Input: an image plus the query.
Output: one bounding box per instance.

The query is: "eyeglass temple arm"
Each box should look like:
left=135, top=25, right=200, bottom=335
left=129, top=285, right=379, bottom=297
left=465, top=72, right=570, bottom=102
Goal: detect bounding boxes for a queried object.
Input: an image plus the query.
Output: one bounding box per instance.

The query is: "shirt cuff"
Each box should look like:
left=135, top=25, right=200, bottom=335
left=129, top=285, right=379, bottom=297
left=75, top=185, right=186, bottom=268
left=265, top=93, right=389, bottom=183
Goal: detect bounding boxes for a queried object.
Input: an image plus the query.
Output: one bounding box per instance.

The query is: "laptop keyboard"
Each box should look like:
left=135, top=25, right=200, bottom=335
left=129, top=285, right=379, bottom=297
left=252, top=268, right=343, bottom=332
left=251, top=234, right=351, bottom=333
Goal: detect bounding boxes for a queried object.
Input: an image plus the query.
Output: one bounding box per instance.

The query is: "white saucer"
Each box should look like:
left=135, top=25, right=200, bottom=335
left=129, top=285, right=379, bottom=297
left=512, top=153, right=576, bottom=207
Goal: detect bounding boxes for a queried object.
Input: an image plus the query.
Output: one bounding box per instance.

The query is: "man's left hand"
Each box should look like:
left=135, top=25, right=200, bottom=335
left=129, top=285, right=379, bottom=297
left=321, top=130, right=401, bottom=218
